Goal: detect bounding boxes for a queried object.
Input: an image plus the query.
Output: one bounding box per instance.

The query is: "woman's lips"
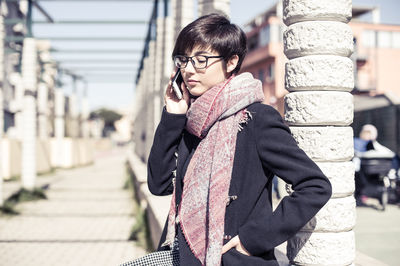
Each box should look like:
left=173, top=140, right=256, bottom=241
left=187, top=79, right=198, bottom=86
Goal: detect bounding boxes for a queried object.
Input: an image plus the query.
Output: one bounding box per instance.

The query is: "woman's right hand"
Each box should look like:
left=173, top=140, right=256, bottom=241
left=165, top=70, right=190, bottom=114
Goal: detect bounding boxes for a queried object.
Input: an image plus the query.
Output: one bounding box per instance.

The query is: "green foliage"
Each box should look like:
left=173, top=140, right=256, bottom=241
left=123, top=162, right=133, bottom=190
left=125, top=162, right=153, bottom=251
left=1, top=188, right=47, bottom=216
left=0, top=201, right=19, bottom=215
left=90, top=108, right=122, bottom=130
left=7, top=188, right=47, bottom=203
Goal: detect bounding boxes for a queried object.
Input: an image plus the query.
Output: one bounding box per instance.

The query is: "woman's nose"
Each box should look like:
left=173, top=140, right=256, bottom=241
left=185, top=60, right=196, bottom=73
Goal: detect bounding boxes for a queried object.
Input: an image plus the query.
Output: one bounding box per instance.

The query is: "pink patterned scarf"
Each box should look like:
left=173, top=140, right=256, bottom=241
left=164, top=72, right=264, bottom=265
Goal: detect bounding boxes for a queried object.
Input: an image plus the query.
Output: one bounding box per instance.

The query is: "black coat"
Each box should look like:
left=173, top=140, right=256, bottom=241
left=148, top=102, right=332, bottom=266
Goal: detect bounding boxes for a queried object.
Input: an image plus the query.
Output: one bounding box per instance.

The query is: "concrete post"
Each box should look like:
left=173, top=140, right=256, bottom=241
left=163, top=16, right=174, bottom=84
left=154, top=17, right=164, bottom=130
left=37, top=41, right=54, bottom=139
left=44, top=64, right=57, bottom=138
left=9, top=72, right=24, bottom=140
left=145, top=41, right=156, bottom=158
left=53, top=88, right=65, bottom=168
left=81, top=85, right=90, bottom=139
left=69, top=78, right=79, bottom=138
left=0, top=13, right=5, bottom=206
left=160, top=14, right=175, bottom=124
left=171, top=0, right=194, bottom=40
left=21, top=37, right=38, bottom=190
left=198, top=0, right=230, bottom=17
left=54, top=88, right=65, bottom=139
left=133, top=70, right=145, bottom=159
left=282, top=0, right=355, bottom=265
left=37, top=82, right=48, bottom=139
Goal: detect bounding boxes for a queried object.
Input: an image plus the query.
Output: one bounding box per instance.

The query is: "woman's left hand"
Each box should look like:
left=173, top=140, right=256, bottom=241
left=221, top=235, right=251, bottom=256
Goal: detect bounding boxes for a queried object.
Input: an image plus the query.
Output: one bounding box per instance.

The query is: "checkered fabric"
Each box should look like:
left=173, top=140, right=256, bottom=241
left=119, top=249, right=179, bottom=266
left=120, top=239, right=179, bottom=266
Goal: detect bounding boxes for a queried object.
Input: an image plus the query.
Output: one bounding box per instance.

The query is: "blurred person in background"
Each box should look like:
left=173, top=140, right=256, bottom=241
left=353, top=124, right=398, bottom=205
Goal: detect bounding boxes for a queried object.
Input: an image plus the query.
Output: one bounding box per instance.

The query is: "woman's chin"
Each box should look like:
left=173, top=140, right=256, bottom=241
left=187, top=87, right=207, bottom=97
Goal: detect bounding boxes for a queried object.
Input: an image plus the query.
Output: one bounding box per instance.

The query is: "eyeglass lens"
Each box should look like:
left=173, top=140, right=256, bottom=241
left=175, top=56, right=208, bottom=69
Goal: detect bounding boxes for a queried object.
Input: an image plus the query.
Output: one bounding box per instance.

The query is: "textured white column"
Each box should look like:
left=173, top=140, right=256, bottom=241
left=145, top=41, right=156, bottom=158
left=172, top=0, right=194, bottom=40
left=21, top=38, right=38, bottom=190
left=81, top=94, right=90, bottom=139
left=163, top=16, right=174, bottom=80
left=283, top=0, right=355, bottom=265
left=53, top=88, right=65, bottom=168
left=198, top=0, right=230, bottom=17
left=37, top=82, right=48, bottom=139
left=0, top=13, right=5, bottom=206
left=9, top=72, right=24, bottom=140
left=37, top=40, right=55, bottom=139
left=45, top=65, right=57, bottom=138
left=69, top=92, right=79, bottom=138
left=54, top=88, right=65, bottom=139
left=154, top=17, right=164, bottom=130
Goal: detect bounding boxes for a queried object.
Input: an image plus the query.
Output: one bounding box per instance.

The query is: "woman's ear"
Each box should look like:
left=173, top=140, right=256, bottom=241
left=226, top=55, right=239, bottom=74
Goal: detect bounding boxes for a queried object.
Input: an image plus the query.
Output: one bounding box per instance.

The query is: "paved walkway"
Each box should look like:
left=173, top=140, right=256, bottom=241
left=0, top=148, right=146, bottom=266
left=355, top=199, right=400, bottom=266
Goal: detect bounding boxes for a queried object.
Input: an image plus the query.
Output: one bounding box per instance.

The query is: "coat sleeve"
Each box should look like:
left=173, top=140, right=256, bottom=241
left=147, top=107, right=187, bottom=196
left=238, top=104, right=332, bottom=256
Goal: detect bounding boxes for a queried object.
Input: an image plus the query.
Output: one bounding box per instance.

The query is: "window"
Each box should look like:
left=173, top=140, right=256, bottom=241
left=378, top=31, right=391, bottom=48
left=258, top=69, right=265, bottom=82
left=392, top=32, right=400, bottom=48
left=270, top=24, right=279, bottom=43
left=279, top=25, right=284, bottom=43
left=267, top=63, right=275, bottom=81
left=362, top=30, right=376, bottom=48
left=248, top=34, right=259, bottom=51
left=259, top=25, right=270, bottom=47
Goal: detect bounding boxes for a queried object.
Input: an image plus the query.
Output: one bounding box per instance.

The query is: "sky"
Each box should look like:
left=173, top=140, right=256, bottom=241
left=31, top=0, right=400, bottom=112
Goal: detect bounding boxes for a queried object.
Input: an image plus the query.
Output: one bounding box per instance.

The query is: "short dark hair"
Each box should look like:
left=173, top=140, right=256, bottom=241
left=172, top=13, right=247, bottom=75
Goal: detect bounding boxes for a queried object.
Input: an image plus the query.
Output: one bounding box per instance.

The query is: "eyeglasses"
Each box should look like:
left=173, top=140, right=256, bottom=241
left=173, top=55, right=224, bottom=69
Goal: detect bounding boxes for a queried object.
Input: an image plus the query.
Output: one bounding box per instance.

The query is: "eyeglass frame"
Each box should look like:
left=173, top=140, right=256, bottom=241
left=173, top=55, right=224, bottom=69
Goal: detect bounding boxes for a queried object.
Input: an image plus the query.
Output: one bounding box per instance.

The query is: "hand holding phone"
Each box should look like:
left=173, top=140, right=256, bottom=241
left=172, top=70, right=183, bottom=100
left=165, top=69, right=189, bottom=114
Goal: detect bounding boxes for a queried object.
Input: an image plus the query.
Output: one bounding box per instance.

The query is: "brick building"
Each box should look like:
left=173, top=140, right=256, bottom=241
left=240, top=3, right=400, bottom=115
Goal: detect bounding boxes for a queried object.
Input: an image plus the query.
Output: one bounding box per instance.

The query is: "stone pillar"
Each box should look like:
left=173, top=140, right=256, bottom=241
left=145, top=41, right=156, bottom=158
left=21, top=38, right=38, bottom=190
left=163, top=16, right=174, bottom=83
left=160, top=14, right=175, bottom=120
left=44, top=65, right=57, bottom=138
left=283, top=0, right=355, bottom=265
left=69, top=78, right=79, bottom=138
left=154, top=17, right=164, bottom=129
left=37, top=41, right=55, bottom=139
left=198, top=0, right=230, bottom=17
left=172, top=0, right=194, bottom=40
left=37, top=82, right=48, bottom=139
left=81, top=85, right=90, bottom=139
left=9, top=72, right=24, bottom=140
left=0, top=13, right=5, bottom=206
left=54, top=88, right=65, bottom=139
left=53, top=88, right=65, bottom=168
left=133, top=69, right=146, bottom=159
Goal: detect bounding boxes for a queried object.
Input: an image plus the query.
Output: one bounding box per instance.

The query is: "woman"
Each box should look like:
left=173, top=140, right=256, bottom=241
left=147, top=14, right=332, bottom=266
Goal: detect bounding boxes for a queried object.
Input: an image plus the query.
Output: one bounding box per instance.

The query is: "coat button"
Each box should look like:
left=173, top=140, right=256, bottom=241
left=226, top=195, right=238, bottom=206
left=223, top=235, right=232, bottom=240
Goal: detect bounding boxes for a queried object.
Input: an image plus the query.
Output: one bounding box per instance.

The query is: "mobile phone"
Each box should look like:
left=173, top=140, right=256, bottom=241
left=172, top=70, right=183, bottom=100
